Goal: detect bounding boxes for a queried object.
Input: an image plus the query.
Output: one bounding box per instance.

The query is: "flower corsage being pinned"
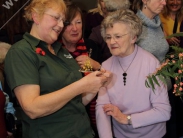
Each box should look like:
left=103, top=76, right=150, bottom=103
left=146, top=32, right=183, bottom=97
left=35, top=47, right=46, bottom=56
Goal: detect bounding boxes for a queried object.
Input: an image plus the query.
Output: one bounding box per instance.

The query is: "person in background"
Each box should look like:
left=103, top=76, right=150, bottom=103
left=160, top=1, right=183, bottom=138
left=60, top=2, right=103, bottom=137
left=160, top=0, right=183, bottom=46
left=96, top=9, right=171, bottom=138
left=60, top=2, right=101, bottom=72
left=132, top=0, right=168, bottom=63
left=0, top=42, right=11, bottom=91
left=0, top=42, right=15, bottom=138
left=89, top=0, right=131, bottom=63
left=132, top=0, right=177, bottom=137
left=84, top=0, right=107, bottom=38
left=0, top=88, right=7, bottom=138
left=4, top=0, right=111, bottom=137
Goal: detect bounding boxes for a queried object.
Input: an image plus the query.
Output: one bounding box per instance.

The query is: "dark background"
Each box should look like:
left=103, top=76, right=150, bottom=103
left=0, top=0, right=97, bottom=44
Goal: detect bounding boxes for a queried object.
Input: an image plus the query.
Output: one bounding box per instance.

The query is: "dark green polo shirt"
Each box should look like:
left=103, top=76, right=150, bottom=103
left=5, top=33, right=94, bottom=138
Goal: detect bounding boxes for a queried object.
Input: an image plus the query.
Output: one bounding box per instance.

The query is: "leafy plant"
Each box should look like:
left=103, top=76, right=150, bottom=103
left=145, top=32, right=183, bottom=97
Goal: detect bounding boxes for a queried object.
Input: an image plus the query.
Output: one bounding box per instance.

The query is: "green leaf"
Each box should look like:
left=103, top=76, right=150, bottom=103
left=166, top=32, right=183, bottom=39
left=161, top=71, right=174, bottom=78
left=152, top=75, right=160, bottom=86
left=148, top=77, right=155, bottom=91
left=145, top=80, right=150, bottom=88
left=157, top=75, right=167, bottom=85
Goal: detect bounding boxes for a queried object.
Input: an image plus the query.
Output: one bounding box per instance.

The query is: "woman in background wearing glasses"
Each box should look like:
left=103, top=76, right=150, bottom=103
left=4, top=0, right=111, bottom=138
left=96, top=9, right=171, bottom=138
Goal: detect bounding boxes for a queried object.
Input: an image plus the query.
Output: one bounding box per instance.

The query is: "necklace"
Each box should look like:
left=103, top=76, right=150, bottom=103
left=118, top=47, right=138, bottom=86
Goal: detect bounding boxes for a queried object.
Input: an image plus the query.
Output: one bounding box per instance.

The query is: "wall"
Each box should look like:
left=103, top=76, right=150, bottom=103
left=72, top=0, right=97, bottom=11
left=0, top=0, right=97, bottom=44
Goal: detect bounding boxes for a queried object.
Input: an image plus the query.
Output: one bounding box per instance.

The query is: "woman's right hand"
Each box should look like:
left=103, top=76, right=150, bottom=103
left=80, top=70, right=111, bottom=94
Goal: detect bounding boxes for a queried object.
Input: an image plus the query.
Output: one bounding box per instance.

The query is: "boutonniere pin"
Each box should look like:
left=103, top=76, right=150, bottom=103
left=35, top=48, right=46, bottom=56
left=64, top=53, right=73, bottom=59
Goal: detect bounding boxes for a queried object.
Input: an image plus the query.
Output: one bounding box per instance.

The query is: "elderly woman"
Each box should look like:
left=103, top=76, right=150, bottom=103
left=89, top=0, right=131, bottom=63
left=4, top=0, right=110, bottom=138
left=96, top=9, right=171, bottom=138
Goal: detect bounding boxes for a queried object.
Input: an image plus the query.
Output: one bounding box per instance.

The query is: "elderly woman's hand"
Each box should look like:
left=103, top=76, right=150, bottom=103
left=103, top=104, right=128, bottom=124
left=99, top=69, right=112, bottom=87
left=75, top=55, right=101, bottom=70
left=81, top=70, right=111, bottom=93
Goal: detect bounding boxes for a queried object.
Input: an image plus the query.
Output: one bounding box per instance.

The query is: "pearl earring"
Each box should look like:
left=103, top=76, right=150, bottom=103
left=144, top=4, right=147, bottom=9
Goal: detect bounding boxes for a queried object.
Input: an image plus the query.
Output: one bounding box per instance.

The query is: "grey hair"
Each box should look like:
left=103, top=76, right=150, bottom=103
left=104, top=0, right=131, bottom=12
left=101, top=9, right=142, bottom=40
left=0, top=42, right=11, bottom=64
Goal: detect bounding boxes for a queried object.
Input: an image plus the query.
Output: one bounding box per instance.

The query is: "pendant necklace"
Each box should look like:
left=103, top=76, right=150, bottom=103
left=118, top=47, right=138, bottom=86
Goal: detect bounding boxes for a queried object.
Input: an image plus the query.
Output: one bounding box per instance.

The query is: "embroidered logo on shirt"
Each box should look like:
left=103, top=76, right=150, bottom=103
left=64, top=54, right=73, bottom=59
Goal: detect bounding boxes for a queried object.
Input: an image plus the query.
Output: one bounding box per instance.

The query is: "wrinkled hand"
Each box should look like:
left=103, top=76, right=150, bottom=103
left=103, top=104, right=128, bottom=124
left=81, top=70, right=110, bottom=93
left=98, top=69, right=112, bottom=87
left=167, top=37, right=180, bottom=46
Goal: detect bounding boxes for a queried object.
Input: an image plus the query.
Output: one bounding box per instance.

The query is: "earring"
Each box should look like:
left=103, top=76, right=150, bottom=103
left=144, top=4, right=147, bottom=9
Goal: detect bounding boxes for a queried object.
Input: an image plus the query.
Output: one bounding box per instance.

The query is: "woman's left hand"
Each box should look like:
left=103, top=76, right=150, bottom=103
left=103, top=104, right=128, bottom=124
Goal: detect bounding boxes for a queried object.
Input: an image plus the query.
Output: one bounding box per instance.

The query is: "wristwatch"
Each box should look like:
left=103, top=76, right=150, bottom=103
left=127, top=115, right=131, bottom=125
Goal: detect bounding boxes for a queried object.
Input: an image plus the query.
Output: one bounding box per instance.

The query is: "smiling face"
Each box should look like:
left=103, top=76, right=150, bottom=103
left=167, top=0, right=182, bottom=13
left=105, top=22, right=136, bottom=57
left=62, top=12, right=82, bottom=45
left=32, top=8, right=65, bottom=44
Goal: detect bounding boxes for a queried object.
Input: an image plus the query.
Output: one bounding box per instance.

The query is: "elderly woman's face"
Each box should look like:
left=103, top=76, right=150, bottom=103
left=62, top=12, right=82, bottom=44
left=167, top=0, right=182, bottom=13
left=145, top=0, right=166, bottom=15
left=105, top=22, right=136, bottom=57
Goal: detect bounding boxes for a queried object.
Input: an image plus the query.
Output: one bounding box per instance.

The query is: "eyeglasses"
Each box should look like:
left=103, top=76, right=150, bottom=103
left=44, top=13, right=65, bottom=23
left=105, top=33, right=128, bottom=42
left=44, top=13, right=70, bottom=26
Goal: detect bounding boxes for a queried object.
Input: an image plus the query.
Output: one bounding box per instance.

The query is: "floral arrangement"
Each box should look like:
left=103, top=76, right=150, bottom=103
left=35, top=47, right=46, bottom=56
left=145, top=32, right=183, bottom=97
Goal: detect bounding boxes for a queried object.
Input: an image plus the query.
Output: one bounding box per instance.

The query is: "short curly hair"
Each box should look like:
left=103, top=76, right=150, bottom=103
left=101, top=9, right=142, bottom=40
left=104, top=0, right=131, bottom=12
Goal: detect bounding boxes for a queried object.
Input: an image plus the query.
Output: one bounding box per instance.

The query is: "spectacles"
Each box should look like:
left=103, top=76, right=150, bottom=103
left=44, top=13, right=65, bottom=24
left=105, top=33, right=128, bottom=42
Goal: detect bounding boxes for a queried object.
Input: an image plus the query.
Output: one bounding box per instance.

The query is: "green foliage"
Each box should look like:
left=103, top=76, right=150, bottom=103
left=146, top=32, right=183, bottom=96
